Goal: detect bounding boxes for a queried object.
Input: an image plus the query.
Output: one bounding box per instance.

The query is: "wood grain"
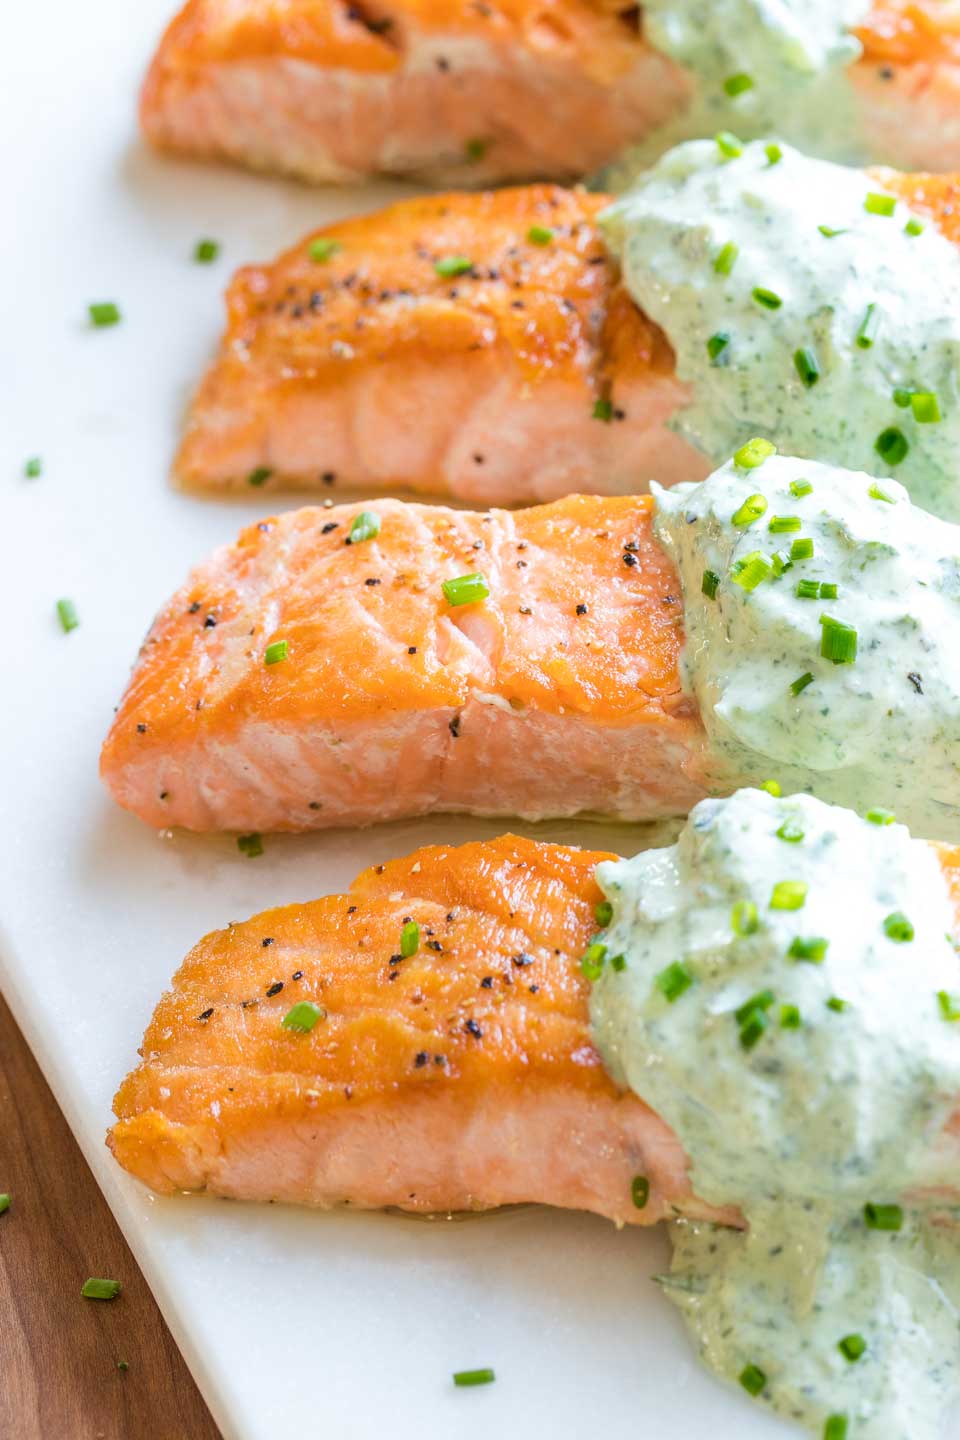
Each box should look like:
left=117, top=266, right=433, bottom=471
left=0, top=991, right=222, bottom=1440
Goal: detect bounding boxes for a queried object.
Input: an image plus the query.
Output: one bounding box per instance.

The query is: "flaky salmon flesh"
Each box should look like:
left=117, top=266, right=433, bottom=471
left=142, top=1, right=960, bottom=185
left=108, top=833, right=960, bottom=1221
left=99, top=492, right=706, bottom=833
left=175, top=172, right=960, bottom=503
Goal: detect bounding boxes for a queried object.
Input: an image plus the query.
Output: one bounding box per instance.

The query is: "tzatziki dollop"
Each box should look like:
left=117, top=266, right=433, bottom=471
left=600, top=140, right=960, bottom=522
left=653, top=449, right=960, bottom=840
left=590, top=786, right=960, bottom=1438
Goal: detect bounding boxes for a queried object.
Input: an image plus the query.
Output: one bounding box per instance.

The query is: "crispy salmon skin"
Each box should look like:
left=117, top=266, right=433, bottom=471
left=99, top=492, right=706, bottom=832
left=175, top=184, right=701, bottom=503
left=108, top=835, right=722, bottom=1224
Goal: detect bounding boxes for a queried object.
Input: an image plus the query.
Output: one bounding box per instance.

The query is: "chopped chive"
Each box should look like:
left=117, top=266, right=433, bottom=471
left=400, top=920, right=420, bottom=957
left=308, top=237, right=341, bottom=262
left=793, top=347, right=820, bottom=388
left=730, top=551, right=772, bottom=591
left=818, top=225, right=847, bottom=238
left=264, top=639, right=288, bottom=666
left=789, top=478, right=813, bottom=498
left=580, top=942, right=607, bottom=981
left=453, top=1369, right=495, bottom=1387
left=723, top=72, right=754, bottom=96
left=715, top=130, right=743, bottom=159
left=0, top=1194, right=9, bottom=1216
left=732, top=899, right=759, bottom=936
left=820, top=582, right=838, bottom=600
left=868, top=482, right=895, bottom=503
left=56, top=598, right=79, bottom=633
left=88, top=302, right=121, bottom=327
left=765, top=142, right=783, bottom=165
left=905, top=217, right=925, bottom=236
left=610, top=953, right=626, bottom=972
left=796, top=579, right=819, bottom=599
left=735, top=990, right=775, bottom=1025
left=24, top=456, right=42, bottom=478
left=702, top=568, right=720, bottom=599
left=464, top=137, right=488, bottom=162
left=442, top=572, right=490, bottom=607
left=237, top=833, right=263, bottom=858
left=790, top=537, right=814, bottom=561
left=863, top=1202, right=902, bottom=1231
left=824, top=1417, right=849, bottom=1440
left=752, top=287, right=783, bottom=310
left=780, top=1003, right=802, bottom=1029
left=777, top=819, right=805, bottom=842
left=655, top=960, right=693, bottom=1003
left=247, top=466, right=272, bottom=487
left=117, top=1361, right=129, bottom=1372
left=770, top=880, right=807, bottom=911
left=761, top=779, right=781, bottom=797
left=733, top=438, right=776, bottom=471
left=788, top=935, right=828, bottom=963
left=911, top=391, right=942, bottom=424
left=937, top=990, right=960, bottom=1021
left=434, top=255, right=473, bottom=278
left=769, top=514, right=802, bottom=533
left=893, top=387, right=913, bottom=409
left=81, top=1278, right=122, bottom=1301
left=866, top=807, right=895, bottom=825
left=527, top=225, right=554, bottom=246
left=631, top=1175, right=650, bottom=1209
left=348, top=510, right=381, bottom=544
left=771, top=551, right=792, bottom=577
left=595, top=900, right=613, bottom=928
left=875, top=426, right=909, bottom=465
left=714, top=242, right=739, bottom=276
left=592, top=398, right=614, bottom=422
left=739, top=1006, right=770, bottom=1049
left=281, top=1000, right=324, bottom=1033
left=864, top=192, right=896, bottom=217
left=883, top=911, right=914, bottom=942
left=739, top=1364, right=767, bottom=1397
left=731, top=492, right=768, bottom=526
left=856, top=303, right=880, bottom=349
left=193, top=238, right=220, bottom=263
left=790, top=672, right=814, bottom=696
left=826, top=996, right=849, bottom=1013
left=820, top=614, right=857, bottom=664
left=838, top=1334, right=867, bottom=1363
left=707, top=331, right=731, bottom=363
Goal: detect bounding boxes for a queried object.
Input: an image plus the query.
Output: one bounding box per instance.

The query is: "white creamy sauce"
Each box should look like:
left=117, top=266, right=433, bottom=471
left=653, top=450, right=960, bottom=839
left=600, top=140, right=960, bottom=522
left=590, top=787, right=960, bottom=1438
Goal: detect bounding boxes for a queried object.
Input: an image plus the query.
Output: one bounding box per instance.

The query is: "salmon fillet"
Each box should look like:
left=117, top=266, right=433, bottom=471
left=140, top=0, right=960, bottom=186
left=108, top=834, right=726, bottom=1223
left=99, top=492, right=706, bottom=832
left=108, top=832, right=960, bottom=1219
left=175, top=171, right=955, bottom=502
left=174, top=184, right=704, bottom=503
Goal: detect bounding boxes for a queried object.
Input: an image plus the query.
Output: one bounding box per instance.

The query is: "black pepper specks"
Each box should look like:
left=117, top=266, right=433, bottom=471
left=414, top=1050, right=429, bottom=1067
left=465, top=1018, right=483, bottom=1039
left=197, top=1008, right=214, bottom=1022
left=480, top=976, right=493, bottom=989
left=623, top=552, right=638, bottom=568
left=908, top=672, right=924, bottom=694
left=449, top=715, right=461, bottom=739
left=265, top=981, right=284, bottom=997
left=575, top=603, right=587, bottom=616
left=512, top=952, right=533, bottom=967
left=292, top=970, right=303, bottom=981
left=261, top=937, right=274, bottom=947
left=136, top=723, right=147, bottom=734
left=321, top=522, right=339, bottom=535
left=204, top=614, right=218, bottom=627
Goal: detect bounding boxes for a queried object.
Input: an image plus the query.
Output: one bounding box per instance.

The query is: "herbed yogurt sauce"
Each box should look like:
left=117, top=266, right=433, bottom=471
left=653, top=449, right=960, bottom=840
left=590, top=787, right=960, bottom=1439
left=600, top=139, right=960, bottom=522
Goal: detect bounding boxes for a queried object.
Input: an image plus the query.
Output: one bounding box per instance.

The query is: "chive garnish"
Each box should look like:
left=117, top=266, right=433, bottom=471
left=883, top=911, right=914, bottom=942
left=88, top=302, right=121, bottom=327
left=24, top=456, right=42, bottom=478
left=856, top=303, right=880, bottom=349
left=738, top=1002, right=772, bottom=1049
left=820, top=615, right=857, bottom=665
left=715, top=131, right=743, bottom=158
left=723, top=72, right=753, bottom=96
left=790, top=537, right=814, bottom=561
left=714, top=242, right=739, bottom=276
left=707, top=331, right=731, bottom=362
left=937, top=990, right=960, bottom=1021
left=702, top=569, right=720, bottom=599
left=868, top=482, right=895, bottom=503
left=866, top=807, right=895, bottom=825
left=752, top=287, right=783, bottom=310
left=875, top=427, right=909, bottom=465
left=56, top=598, right=79, bottom=633
left=770, top=880, right=807, bottom=911
left=769, top=514, right=801, bottom=533
left=527, top=225, right=553, bottom=246
left=739, top=1364, right=767, bottom=1397
left=281, top=1001, right=324, bottom=1033
left=735, top=990, right=775, bottom=1025
left=349, top=510, right=381, bottom=544
left=580, top=942, right=607, bottom=981
left=893, top=387, right=912, bottom=408
left=818, top=225, right=847, bottom=238
left=771, top=551, right=792, bottom=577
left=864, top=192, right=896, bottom=217
left=655, top=960, right=693, bottom=1003
left=733, top=438, right=776, bottom=470
left=905, top=217, right=925, bottom=236
left=595, top=900, right=613, bottom=928
left=730, top=551, right=772, bottom=591
left=309, top=238, right=341, bottom=262
left=237, top=833, right=263, bottom=858
left=248, top=466, right=272, bottom=487
left=863, top=1202, right=903, bottom=1231
left=796, top=579, right=819, bottom=599
left=780, top=1003, right=801, bottom=1029
left=911, top=391, right=942, bottom=423
left=732, top=899, right=759, bottom=936
left=264, top=639, right=288, bottom=666
left=442, top=573, right=490, bottom=607
left=434, top=255, right=473, bottom=278
left=788, top=936, right=828, bottom=963
left=820, top=582, right=838, bottom=600
left=194, top=238, right=220, bottom=263
left=400, top=920, right=420, bottom=957
left=453, top=1369, right=495, bottom=1387
left=610, top=953, right=626, bottom=972
left=790, top=672, right=814, bottom=696
left=776, top=820, right=804, bottom=842
left=631, top=1175, right=650, bottom=1209
left=761, top=779, right=781, bottom=796
left=765, top=142, right=783, bottom=165
left=838, top=1334, right=867, bottom=1363
left=0, top=1194, right=10, bottom=1216
left=592, top=398, right=614, bottom=422
left=824, top=1417, right=849, bottom=1440
left=81, top=1278, right=122, bottom=1301
left=794, top=347, right=820, bottom=387
left=731, top=491, right=768, bottom=525
left=826, top=996, right=849, bottom=1013
left=789, top=478, right=813, bottom=498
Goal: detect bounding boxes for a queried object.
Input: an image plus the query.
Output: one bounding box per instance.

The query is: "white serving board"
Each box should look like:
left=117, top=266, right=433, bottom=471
left=2, top=4, right=957, bottom=1437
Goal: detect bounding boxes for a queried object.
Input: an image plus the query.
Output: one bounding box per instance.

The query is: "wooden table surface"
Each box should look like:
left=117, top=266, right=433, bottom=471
left=0, top=992, right=222, bottom=1439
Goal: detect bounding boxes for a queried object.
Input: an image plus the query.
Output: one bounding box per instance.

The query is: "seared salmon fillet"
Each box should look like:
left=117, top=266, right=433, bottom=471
left=99, top=492, right=706, bottom=832
left=108, top=832, right=960, bottom=1217
left=108, top=834, right=726, bottom=1223
left=140, top=0, right=960, bottom=186
left=174, top=184, right=704, bottom=503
